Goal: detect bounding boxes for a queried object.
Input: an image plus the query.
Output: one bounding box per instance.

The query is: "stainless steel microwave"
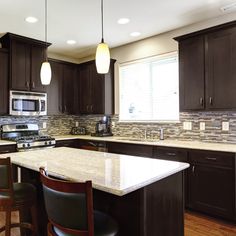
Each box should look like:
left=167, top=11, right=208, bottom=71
left=9, top=90, right=47, bottom=116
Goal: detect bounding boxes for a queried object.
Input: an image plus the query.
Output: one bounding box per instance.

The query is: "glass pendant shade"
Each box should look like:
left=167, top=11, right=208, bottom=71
left=95, top=42, right=110, bottom=74
left=40, top=61, right=52, bottom=85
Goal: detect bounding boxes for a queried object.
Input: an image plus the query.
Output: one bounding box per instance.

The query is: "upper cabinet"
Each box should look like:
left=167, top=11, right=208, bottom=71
left=0, top=49, right=9, bottom=115
left=78, top=59, right=115, bottom=115
left=47, top=59, right=78, bottom=115
left=175, top=21, right=236, bottom=111
left=0, top=33, right=51, bottom=93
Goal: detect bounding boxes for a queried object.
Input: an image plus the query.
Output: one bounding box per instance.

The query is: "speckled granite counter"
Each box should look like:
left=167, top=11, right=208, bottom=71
left=0, top=140, right=16, bottom=146
left=54, top=135, right=236, bottom=153
left=1, top=147, right=189, bottom=196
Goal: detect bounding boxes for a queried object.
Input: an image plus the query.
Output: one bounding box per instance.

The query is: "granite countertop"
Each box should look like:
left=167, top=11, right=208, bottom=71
left=53, top=135, right=236, bottom=153
left=0, top=147, right=189, bottom=196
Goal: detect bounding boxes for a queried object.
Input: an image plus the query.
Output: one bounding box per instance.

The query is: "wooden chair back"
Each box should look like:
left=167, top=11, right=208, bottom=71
left=0, top=157, right=14, bottom=207
left=39, top=167, right=94, bottom=236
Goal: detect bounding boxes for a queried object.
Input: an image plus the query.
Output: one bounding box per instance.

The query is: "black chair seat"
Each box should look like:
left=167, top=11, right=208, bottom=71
left=53, top=211, right=118, bottom=236
left=0, top=183, right=36, bottom=204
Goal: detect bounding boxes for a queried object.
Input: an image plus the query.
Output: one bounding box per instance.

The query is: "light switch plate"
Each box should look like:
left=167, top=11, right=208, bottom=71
left=75, top=121, right=79, bottom=127
left=222, top=121, right=229, bottom=131
left=183, top=121, right=192, bottom=130
left=43, top=122, right=47, bottom=129
left=200, top=122, right=205, bottom=131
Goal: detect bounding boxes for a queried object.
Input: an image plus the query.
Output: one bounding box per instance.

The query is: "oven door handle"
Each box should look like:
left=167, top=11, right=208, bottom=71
left=38, top=99, right=41, bottom=115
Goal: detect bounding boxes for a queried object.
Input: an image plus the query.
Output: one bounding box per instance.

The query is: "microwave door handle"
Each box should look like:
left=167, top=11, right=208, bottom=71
left=38, top=99, right=41, bottom=115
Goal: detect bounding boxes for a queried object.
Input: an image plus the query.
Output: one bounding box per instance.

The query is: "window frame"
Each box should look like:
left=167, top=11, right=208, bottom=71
left=118, top=51, right=180, bottom=123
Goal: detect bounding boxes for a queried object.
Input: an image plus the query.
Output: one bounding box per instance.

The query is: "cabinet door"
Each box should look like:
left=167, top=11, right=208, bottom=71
left=189, top=163, right=235, bottom=219
left=206, top=27, right=236, bottom=109
left=79, top=64, right=91, bottom=114
left=0, top=50, right=8, bottom=115
left=90, top=62, right=105, bottom=114
left=11, top=40, right=31, bottom=90
left=31, top=45, right=46, bottom=92
left=47, top=60, right=63, bottom=115
left=63, top=64, right=77, bottom=114
left=179, top=36, right=205, bottom=110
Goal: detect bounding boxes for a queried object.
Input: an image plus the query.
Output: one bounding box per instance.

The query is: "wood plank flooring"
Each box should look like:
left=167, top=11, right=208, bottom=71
left=0, top=210, right=236, bottom=235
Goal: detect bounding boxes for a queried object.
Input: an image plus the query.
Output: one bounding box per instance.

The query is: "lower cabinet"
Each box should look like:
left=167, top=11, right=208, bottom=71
left=188, top=150, right=235, bottom=220
left=55, top=139, right=78, bottom=148
left=107, top=142, right=153, bottom=158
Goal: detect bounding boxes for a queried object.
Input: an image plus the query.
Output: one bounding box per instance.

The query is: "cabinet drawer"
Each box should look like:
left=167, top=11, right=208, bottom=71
left=0, top=144, right=17, bottom=154
left=153, top=146, right=188, bottom=162
left=189, top=150, right=234, bottom=167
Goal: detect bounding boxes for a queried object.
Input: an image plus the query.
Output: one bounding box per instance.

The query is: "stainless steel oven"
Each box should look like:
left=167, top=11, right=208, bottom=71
left=9, top=90, right=47, bottom=116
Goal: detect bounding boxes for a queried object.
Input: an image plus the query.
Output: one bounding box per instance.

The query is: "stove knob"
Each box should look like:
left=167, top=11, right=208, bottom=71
left=23, top=144, right=26, bottom=148
left=49, top=141, right=52, bottom=145
left=27, top=143, right=30, bottom=147
left=45, top=141, right=48, bottom=145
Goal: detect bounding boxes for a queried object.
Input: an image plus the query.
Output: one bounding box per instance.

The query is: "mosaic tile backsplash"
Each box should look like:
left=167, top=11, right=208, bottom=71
left=0, top=111, right=236, bottom=144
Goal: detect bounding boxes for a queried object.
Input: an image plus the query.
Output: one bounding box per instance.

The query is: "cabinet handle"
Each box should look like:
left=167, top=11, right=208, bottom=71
left=205, top=157, right=217, bottom=161
left=25, top=81, right=30, bottom=88
left=32, top=81, right=35, bottom=88
left=199, top=97, right=204, bottom=106
left=209, top=97, right=213, bottom=105
left=166, top=152, right=176, bottom=156
left=90, top=105, right=93, bottom=112
left=0, top=150, right=11, bottom=153
left=192, top=165, right=195, bottom=173
left=86, top=105, right=89, bottom=112
left=64, top=105, right=67, bottom=112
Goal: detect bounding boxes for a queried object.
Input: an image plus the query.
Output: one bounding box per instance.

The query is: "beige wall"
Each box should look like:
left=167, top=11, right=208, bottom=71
left=110, top=12, right=236, bottom=114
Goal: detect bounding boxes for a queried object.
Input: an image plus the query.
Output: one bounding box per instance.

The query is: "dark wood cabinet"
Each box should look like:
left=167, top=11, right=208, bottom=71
left=178, top=36, right=205, bottom=110
left=78, top=59, right=115, bottom=115
left=0, top=33, right=50, bottom=92
left=175, top=21, right=236, bottom=111
left=47, top=59, right=77, bottom=115
left=0, top=49, right=9, bottom=115
left=55, top=139, right=78, bottom=148
left=206, top=27, right=236, bottom=109
left=0, top=144, right=17, bottom=154
left=107, top=142, right=153, bottom=158
left=188, top=150, right=235, bottom=220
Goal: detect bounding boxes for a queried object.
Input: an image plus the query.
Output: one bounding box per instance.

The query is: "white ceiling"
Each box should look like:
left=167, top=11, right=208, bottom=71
left=0, top=0, right=235, bottom=60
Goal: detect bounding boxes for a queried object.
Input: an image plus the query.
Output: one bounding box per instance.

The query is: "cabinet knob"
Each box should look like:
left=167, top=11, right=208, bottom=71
left=209, top=97, right=213, bottom=105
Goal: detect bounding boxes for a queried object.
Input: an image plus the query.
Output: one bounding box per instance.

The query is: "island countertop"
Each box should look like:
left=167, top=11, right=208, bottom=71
left=1, top=147, right=189, bottom=196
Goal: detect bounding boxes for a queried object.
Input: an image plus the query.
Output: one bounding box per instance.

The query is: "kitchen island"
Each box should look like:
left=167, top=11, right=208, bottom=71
left=2, top=147, right=189, bottom=236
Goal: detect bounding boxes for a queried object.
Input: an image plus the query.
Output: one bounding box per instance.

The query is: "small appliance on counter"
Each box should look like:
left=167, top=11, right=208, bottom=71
left=91, top=115, right=113, bottom=137
left=70, top=126, right=86, bottom=135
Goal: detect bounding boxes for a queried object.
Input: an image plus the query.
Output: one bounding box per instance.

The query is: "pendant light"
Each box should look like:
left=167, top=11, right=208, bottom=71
left=40, top=0, right=52, bottom=85
left=95, top=0, right=110, bottom=74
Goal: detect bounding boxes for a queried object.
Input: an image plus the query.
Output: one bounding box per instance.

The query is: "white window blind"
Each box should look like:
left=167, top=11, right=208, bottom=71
left=119, top=52, right=179, bottom=122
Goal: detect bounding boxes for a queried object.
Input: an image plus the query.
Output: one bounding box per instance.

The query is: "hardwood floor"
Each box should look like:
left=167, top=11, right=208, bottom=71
left=185, top=211, right=236, bottom=236
left=0, top=210, right=236, bottom=236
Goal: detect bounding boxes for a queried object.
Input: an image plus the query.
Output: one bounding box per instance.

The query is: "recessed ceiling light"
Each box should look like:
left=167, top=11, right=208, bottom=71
left=25, top=16, right=38, bottom=23
left=66, top=40, right=76, bottom=45
left=117, top=18, right=130, bottom=25
left=130, top=32, right=141, bottom=37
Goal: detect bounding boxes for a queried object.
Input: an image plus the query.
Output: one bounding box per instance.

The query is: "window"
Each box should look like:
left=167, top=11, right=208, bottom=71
left=119, top=52, right=179, bottom=122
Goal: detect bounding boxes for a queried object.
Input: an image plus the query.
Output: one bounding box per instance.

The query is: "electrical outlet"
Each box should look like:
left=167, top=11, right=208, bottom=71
left=222, top=121, right=229, bottom=131
left=43, top=122, right=47, bottom=129
left=200, top=122, right=205, bottom=131
left=75, top=121, right=79, bottom=127
left=183, top=121, right=192, bottom=130
left=111, top=121, right=115, bottom=128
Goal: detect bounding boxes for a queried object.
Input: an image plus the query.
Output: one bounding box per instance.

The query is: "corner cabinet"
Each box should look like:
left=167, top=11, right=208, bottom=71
left=175, top=21, right=236, bottom=111
left=47, top=59, right=78, bottom=115
left=0, top=32, right=51, bottom=93
left=78, top=59, right=115, bottom=115
left=0, top=49, right=9, bottom=115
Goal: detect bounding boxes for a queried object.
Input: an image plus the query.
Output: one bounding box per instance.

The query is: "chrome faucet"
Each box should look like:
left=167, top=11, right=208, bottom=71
left=160, top=128, right=164, bottom=140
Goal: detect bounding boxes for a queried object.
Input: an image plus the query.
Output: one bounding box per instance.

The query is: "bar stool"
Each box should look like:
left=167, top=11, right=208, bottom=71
left=39, top=167, right=118, bottom=236
left=0, top=157, right=38, bottom=236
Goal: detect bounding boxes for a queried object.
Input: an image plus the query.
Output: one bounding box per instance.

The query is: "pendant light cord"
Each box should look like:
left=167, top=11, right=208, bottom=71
left=101, top=0, right=104, bottom=43
left=45, top=0, right=48, bottom=61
